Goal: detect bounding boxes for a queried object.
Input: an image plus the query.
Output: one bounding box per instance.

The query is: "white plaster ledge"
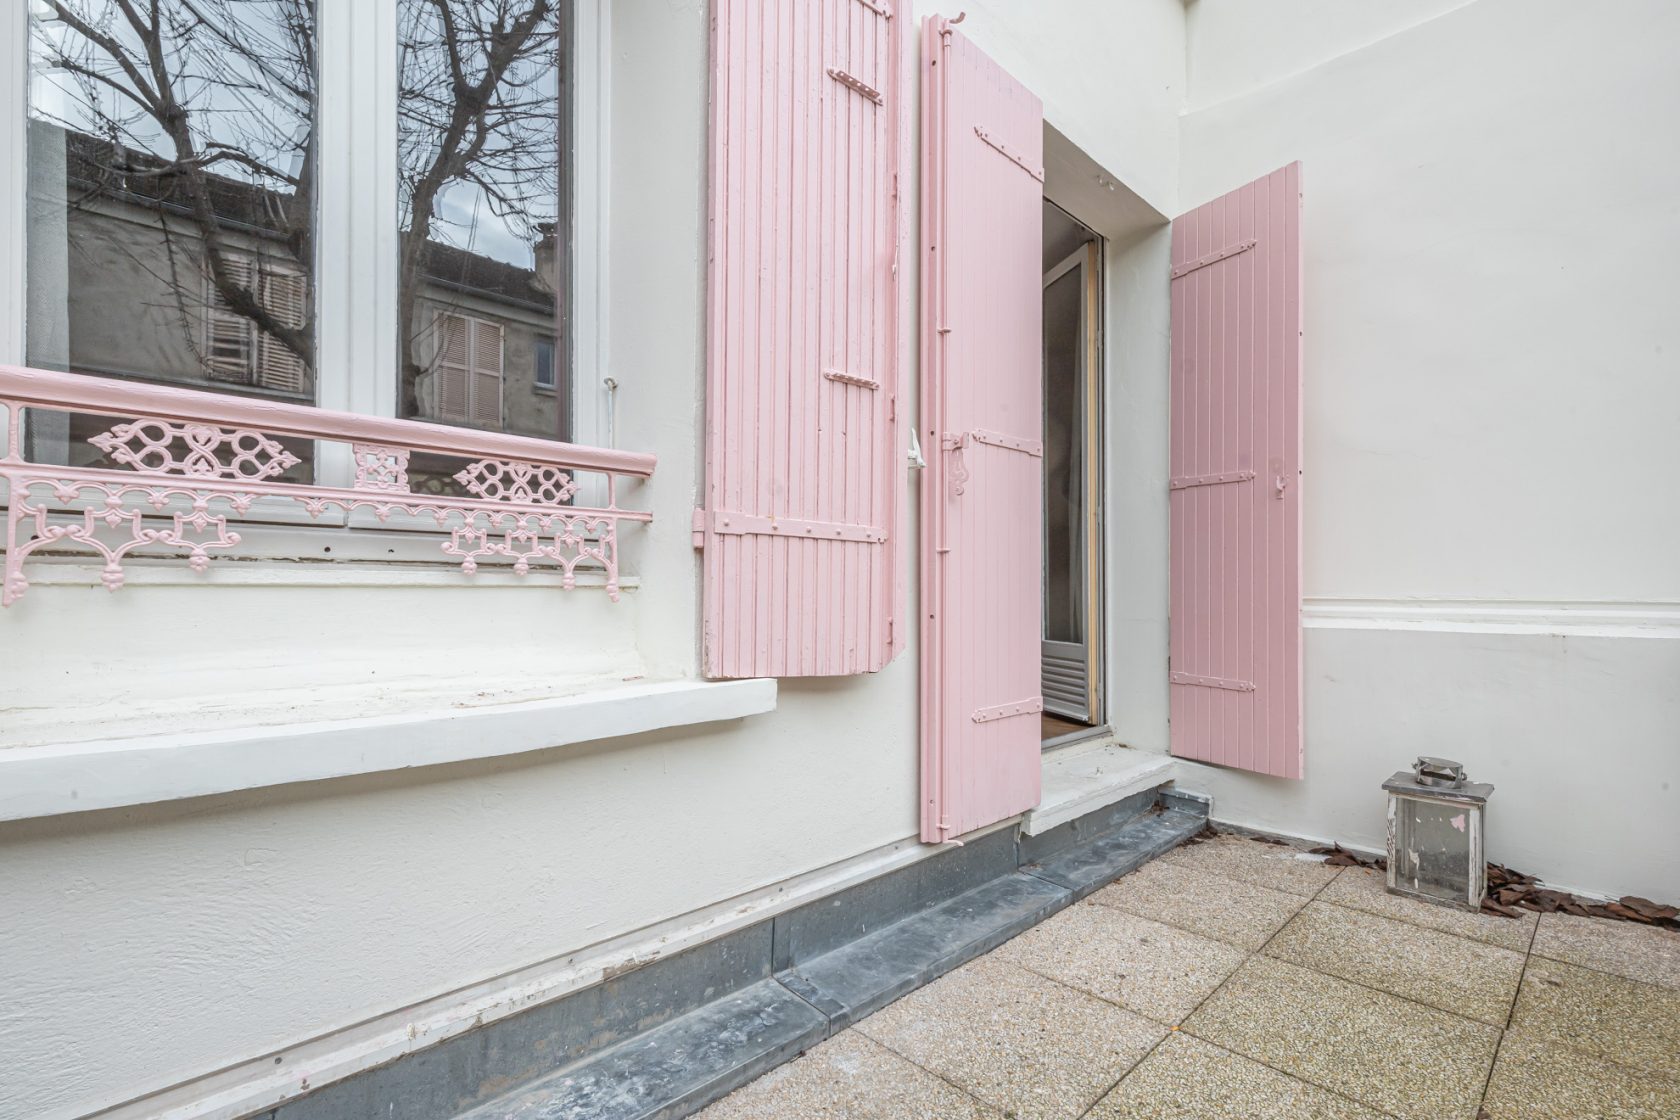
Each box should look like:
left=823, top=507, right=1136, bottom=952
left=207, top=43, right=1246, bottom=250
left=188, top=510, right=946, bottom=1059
left=1023, top=741, right=1174, bottom=836
left=0, top=678, right=777, bottom=823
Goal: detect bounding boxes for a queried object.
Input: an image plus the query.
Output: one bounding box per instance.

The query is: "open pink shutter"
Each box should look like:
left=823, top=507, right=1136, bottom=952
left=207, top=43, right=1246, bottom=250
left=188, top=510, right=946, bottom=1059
left=700, top=0, right=903, bottom=678
left=1169, top=163, right=1303, bottom=778
left=919, top=16, right=1044, bottom=842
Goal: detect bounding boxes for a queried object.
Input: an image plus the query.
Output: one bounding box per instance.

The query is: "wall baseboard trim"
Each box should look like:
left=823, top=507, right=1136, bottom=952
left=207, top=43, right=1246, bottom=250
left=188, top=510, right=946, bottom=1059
left=1303, top=598, right=1680, bottom=638
left=76, top=818, right=1016, bottom=1120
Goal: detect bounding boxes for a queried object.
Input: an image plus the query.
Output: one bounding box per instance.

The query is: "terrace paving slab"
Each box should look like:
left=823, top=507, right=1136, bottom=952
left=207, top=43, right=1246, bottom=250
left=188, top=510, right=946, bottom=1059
left=1508, top=956, right=1680, bottom=1081
left=1156, top=834, right=1340, bottom=897
left=1086, top=1032, right=1390, bottom=1120
left=1531, top=911, right=1680, bottom=992
left=1264, top=900, right=1527, bottom=1025
left=701, top=834, right=1680, bottom=1120
left=991, top=899, right=1246, bottom=1025
left=1182, top=955, right=1500, bottom=1120
left=694, top=1031, right=999, bottom=1120
left=853, top=955, right=1164, bottom=1120
left=1481, top=1030, right=1680, bottom=1120
left=1322, top=865, right=1539, bottom=951
left=1088, top=859, right=1308, bottom=950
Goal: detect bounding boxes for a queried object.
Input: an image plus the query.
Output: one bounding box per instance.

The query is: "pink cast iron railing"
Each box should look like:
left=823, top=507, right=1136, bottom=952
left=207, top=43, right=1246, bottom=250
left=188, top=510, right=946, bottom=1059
left=0, top=365, right=655, bottom=606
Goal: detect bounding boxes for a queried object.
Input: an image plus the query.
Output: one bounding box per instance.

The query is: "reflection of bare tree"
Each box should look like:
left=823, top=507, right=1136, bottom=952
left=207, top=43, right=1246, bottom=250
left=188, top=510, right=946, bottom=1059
left=35, top=0, right=318, bottom=377
left=397, top=0, right=558, bottom=418
left=35, top=0, right=560, bottom=417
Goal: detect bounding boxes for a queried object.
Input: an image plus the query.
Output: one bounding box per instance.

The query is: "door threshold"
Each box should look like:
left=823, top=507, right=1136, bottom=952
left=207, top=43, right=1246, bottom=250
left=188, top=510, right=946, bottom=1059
left=1042, top=722, right=1110, bottom=751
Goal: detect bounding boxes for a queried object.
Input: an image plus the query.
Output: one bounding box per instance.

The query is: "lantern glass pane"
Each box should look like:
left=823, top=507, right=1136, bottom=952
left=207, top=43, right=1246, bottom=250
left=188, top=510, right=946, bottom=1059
left=1392, top=796, right=1472, bottom=903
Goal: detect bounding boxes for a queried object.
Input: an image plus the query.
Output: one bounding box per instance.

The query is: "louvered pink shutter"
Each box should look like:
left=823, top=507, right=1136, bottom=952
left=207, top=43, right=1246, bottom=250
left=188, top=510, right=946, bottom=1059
left=1169, top=163, right=1303, bottom=778
left=918, top=16, right=1044, bottom=842
left=700, top=0, right=903, bottom=678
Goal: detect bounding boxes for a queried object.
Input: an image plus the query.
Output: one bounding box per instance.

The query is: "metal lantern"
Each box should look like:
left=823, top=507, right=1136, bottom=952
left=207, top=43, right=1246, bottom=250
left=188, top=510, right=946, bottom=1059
left=1383, top=758, right=1492, bottom=911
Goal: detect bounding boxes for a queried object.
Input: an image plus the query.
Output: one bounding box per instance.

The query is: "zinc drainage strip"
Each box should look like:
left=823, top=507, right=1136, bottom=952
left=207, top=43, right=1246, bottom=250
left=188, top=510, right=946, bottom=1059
left=260, top=788, right=1208, bottom=1120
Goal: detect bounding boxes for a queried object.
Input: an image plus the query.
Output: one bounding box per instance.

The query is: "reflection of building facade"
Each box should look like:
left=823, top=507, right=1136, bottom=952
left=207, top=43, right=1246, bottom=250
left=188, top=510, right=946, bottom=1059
left=31, top=123, right=562, bottom=447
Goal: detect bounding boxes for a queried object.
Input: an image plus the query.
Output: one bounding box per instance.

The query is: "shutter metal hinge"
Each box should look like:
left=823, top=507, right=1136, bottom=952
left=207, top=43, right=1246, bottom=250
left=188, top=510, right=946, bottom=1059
left=1169, top=470, right=1255, bottom=490
left=973, top=126, right=1044, bottom=183
left=971, top=697, right=1044, bottom=723
left=823, top=368, right=879, bottom=390
left=1169, top=672, right=1255, bottom=693
left=703, top=509, right=885, bottom=544
left=827, top=67, right=883, bottom=106
left=692, top=508, right=706, bottom=549
left=1170, top=239, right=1257, bottom=280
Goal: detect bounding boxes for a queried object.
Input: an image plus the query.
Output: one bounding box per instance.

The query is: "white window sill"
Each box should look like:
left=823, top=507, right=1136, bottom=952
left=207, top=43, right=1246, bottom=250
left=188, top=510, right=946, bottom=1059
left=0, top=678, right=777, bottom=823
left=1022, top=739, right=1174, bottom=836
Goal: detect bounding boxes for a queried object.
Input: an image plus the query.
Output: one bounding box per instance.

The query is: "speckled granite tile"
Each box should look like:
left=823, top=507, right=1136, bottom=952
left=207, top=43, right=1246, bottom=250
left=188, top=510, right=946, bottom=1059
left=1157, top=835, right=1339, bottom=897
left=993, top=900, right=1247, bottom=1025
left=1532, top=913, right=1680, bottom=992
left=694, top=1031, right=998, bottom=1120
left=1322, top=866, right=1538, bottom=951
left=1481, top=1031, right=1680, bottom=1120
left=1086, top=1032, right=1389, bottom=1120
left=854, top=955, right=1164, bottom=1120
left=1509, top=957, right=1680, bottom=1080
left=1089, top=859, right=1308, bottom=950
left=1265, top=901, right=1526, bottom=1025
left=1182, top=956, right=1499, bottom=1120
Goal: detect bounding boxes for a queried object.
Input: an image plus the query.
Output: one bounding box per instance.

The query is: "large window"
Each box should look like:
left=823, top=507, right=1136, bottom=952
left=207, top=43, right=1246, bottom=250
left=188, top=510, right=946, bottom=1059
left=26, top=0, right=320, bottom=475
left=397, top=0, right=567, bottom=454
left=21, top=1, right=575, bottom=487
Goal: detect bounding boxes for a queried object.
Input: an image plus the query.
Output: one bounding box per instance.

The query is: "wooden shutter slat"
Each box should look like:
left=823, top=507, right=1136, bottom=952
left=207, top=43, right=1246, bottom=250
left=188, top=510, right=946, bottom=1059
left=918, top=15, right=1045, bottom=843
left=701, top=0, right=902, bottom=679
left=1169, top=163, right=1303, bottom=778
left=435, top=312, right=469, bottom=421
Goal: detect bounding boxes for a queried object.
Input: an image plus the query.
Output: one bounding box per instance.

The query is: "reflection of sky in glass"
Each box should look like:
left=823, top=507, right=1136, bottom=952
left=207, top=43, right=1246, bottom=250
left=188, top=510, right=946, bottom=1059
left=28, top=1, right=311, bottom=195
left=434, top=178, right=545, bottom=269
left=398, top=0, right=559, bottom=271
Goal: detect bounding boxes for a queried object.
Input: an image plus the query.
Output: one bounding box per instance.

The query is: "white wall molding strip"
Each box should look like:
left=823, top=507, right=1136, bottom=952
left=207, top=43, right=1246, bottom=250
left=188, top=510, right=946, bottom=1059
left=1303, top=598, right=1680, bottom=639
left=0, top=678, right=777, bottom=823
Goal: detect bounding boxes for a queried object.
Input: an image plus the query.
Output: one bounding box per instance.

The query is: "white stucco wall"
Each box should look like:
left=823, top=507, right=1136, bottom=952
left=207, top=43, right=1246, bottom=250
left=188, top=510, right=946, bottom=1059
left=1174, top=0, right=1680, bottom=901
left=0, top=4, right=1190, bottom=1117
left=1183, top=0, right=1476, bottom=110
left=8, top=1, right=1673, bottom=1115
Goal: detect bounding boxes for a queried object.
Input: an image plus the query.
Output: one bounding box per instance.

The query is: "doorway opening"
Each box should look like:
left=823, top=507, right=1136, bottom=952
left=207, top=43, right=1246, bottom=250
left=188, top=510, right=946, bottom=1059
left=1041, top=200, right=1104, bottom=747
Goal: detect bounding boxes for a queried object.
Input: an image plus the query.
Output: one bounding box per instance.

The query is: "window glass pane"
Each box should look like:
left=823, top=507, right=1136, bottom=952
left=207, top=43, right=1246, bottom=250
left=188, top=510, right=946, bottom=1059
left=534, top=336, right=556, bottom=390
left=397, top=0, right=569, bottom=485
left=27, top=0, right=318, bottom=478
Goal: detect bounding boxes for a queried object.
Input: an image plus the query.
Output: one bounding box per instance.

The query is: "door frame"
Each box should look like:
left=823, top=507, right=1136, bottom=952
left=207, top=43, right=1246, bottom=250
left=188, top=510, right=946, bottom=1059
left=1040, top=238, right=1105, bottom=729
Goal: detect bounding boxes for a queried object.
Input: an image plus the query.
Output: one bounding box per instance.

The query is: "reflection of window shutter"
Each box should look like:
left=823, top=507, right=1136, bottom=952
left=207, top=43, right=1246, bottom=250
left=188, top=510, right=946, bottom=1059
left=435, top=312, right=470, bottom=420
left=257, top=267, right=308, bottom=393
left=471, top=318, right=503, bottom=427
left=205, top=256, right=255, bottom=382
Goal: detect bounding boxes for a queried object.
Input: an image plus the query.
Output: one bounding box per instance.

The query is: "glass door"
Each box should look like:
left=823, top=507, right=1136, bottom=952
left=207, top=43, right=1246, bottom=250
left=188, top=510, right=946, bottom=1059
left=1042, top=240, right=1103, bottom=729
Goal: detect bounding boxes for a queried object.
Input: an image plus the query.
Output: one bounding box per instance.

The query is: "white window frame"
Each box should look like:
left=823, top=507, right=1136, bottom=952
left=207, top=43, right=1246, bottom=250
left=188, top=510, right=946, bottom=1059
left=0, top=0, right=612, bottom=563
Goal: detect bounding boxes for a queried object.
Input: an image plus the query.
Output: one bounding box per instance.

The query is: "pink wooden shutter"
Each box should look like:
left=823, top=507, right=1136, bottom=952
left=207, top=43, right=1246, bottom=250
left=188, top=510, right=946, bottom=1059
left=919, top=16, right=1044, bottom=842
left=700, top=0, right=903, bottom=678
left=1169, top=162, right=1303, bottom=778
